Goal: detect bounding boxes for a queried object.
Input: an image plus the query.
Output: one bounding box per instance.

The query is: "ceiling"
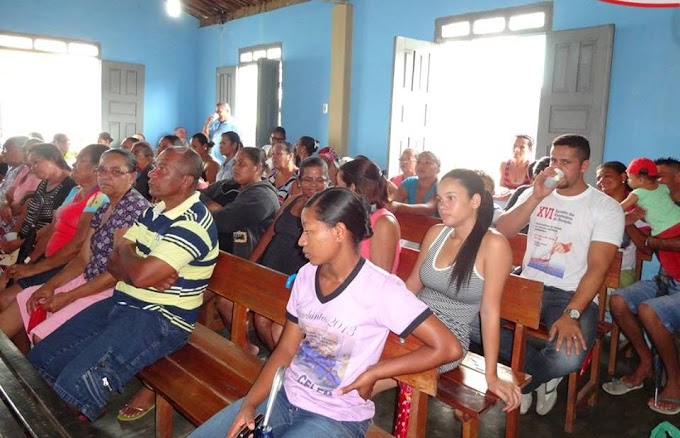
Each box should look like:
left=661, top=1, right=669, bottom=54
left=182, top=0, right=310, bottom=26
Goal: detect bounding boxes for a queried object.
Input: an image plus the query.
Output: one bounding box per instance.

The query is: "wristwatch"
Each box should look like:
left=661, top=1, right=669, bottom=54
left=563, top=308, right=581, bottom=320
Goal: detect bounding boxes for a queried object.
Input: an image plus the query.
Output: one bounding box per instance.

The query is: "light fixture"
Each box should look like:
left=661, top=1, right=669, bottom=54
left=166, top=0, right=181, bottom=18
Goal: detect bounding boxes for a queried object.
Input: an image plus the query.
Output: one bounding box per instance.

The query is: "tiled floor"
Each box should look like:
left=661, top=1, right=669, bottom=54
left=89, top=339, right=680, bottom=438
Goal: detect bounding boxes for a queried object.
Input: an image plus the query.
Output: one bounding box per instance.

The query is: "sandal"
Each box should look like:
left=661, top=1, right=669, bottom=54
left=602, top=378, right=644, bottom=396
left=649, top=398, right=680, bottom=416
left=117, top=403, right=155, bottom=422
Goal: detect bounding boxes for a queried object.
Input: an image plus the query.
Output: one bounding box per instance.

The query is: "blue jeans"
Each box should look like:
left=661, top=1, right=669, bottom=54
left=189, top=387, right=371, bottom=438
left=613, top=276, right=680, bottom=333
left=27, top=296, right=190, bottom=420
left=469, top=286, right=598, bottom=393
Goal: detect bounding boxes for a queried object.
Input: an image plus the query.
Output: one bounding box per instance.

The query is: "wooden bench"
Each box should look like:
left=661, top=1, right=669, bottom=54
left=139, top=251, right=438, bottom=438
left=394, top=211, right=441, bottom=246
left=507, top=233, right=623, bottom=433
left=396, top=247, right=542, bottom=438
left=0, top=331, right=96, bottom=437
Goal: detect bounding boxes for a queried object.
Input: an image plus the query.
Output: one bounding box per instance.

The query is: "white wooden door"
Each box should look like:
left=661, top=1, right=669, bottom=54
left=387, top=36, right=438, bottom=178
left=537, top=25, right=614, bottom=184
left=101, top=61, right=144, bottom=146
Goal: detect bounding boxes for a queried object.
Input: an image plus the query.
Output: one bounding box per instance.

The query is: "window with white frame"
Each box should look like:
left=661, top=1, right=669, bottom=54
left=435, top=2, right=552, bottom=42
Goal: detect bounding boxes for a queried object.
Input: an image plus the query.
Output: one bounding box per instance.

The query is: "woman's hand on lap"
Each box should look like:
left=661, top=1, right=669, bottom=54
left=41, top=292, right=74, bottom=313
left=26, top=285, right=54, bottom=313
left=6, top=264, right=33, bottom=280
left=226, top=405, right=258, bottom=438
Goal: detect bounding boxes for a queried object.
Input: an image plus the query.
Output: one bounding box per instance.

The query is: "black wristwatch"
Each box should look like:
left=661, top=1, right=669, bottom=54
left=563, top=308, right=581, bottom=320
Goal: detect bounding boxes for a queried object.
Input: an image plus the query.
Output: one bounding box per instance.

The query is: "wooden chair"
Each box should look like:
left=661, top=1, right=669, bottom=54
left=507, top=233, right=622, bottom=433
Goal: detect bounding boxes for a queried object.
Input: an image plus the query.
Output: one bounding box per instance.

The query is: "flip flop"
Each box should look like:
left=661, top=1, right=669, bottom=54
left=649, top=398, right=680, bottom=416
left=117, top=403, right=155, bottom=422
left=602, top=378, right=644, bottom=396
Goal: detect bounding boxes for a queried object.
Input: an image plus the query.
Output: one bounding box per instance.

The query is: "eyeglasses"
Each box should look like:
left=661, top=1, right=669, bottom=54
left=270, top=136, right=285, bottom=143
left=95, top=167, right=134, bottom=177
left=300, top=177, right=327, bottom=185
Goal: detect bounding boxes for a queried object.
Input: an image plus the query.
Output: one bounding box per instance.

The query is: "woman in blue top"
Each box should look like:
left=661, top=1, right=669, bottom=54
left=388, top=151, right=440, bottom=217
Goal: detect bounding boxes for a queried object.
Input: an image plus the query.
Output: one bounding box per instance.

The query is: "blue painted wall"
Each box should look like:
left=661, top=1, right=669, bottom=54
left=0, top=0, right=199, bottom=145
left=195, top=1, right=332, bottom=146
left=350, top=0, right=680, bottom=170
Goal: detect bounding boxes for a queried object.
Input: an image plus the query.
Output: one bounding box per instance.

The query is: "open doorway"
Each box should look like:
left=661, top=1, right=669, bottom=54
left=388, top=3, right=613, bottom=189
left=431, top=33, right=545, bottom=197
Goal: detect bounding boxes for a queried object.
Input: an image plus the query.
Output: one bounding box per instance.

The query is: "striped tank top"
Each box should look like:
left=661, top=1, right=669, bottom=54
left=419, top=226, right=485, bottom=372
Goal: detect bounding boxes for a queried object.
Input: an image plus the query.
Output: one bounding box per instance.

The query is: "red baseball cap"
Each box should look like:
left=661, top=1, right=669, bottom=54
left=627, top=157, right=658, bottom=177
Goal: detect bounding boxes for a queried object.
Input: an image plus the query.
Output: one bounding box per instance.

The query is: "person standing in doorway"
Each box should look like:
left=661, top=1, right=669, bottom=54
left=202, top=102, right=238, bottom=165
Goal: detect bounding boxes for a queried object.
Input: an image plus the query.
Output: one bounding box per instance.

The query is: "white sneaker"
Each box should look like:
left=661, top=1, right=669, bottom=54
left=520, top=392, right=532, bottom=415
left=535, top=377, right=563, bottom=416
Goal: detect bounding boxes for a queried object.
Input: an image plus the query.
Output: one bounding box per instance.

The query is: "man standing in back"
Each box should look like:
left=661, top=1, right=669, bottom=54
left=203, top=102, right=238, bottom=164
left=28, top=146, right=219, bottom=421
left=495, top=134, right=623, bottom=415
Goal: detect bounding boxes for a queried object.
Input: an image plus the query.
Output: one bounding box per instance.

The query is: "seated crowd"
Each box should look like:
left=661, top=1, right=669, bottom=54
left=0, top=120, right=678, bottom=438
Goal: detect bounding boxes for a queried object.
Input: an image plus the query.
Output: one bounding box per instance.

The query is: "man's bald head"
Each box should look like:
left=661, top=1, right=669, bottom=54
left=161, top=146, right=203, bottom=189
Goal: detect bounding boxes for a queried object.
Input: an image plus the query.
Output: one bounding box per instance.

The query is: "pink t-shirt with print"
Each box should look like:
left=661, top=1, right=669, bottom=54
left=283, top=258, right=431, bottom=422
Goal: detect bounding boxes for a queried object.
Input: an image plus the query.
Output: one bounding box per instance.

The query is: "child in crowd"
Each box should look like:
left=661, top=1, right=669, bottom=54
left=189, top=188, right=459, bottom=438
left=621, top=157, right=680, bottom=277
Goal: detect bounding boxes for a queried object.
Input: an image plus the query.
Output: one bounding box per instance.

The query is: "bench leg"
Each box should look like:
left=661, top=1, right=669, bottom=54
left=505, top=407, right=520, bottom=438
left=406, top=389, right=428, bottom=438
left=155, top=394, right=173, bottom=438
left=455, top=410, right=479, bottom=438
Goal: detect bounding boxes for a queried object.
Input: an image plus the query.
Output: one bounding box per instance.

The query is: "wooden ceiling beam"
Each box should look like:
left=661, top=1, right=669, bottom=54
left=183, top=3, right=211, bottom=19
left=229, top=0, right=309, bottom=21
left=184, top=0, right=312, bottom=26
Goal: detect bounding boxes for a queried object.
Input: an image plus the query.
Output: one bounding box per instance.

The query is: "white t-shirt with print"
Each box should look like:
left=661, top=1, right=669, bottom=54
left=517, top=186, right=624, bottom=292
left=283, top=258, right=431, bottom=422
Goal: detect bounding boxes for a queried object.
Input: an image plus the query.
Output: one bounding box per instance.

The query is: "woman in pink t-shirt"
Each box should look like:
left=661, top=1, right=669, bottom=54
left=189, top=188, right=460, bottom=438
left=336, top=157, right=401, bottom=274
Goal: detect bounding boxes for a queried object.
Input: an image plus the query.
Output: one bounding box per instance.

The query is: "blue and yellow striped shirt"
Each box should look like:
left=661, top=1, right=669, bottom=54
left=116, top=192, right=218, bottom=331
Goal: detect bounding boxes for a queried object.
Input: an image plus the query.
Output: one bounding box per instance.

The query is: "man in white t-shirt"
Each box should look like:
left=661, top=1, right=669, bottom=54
left=496, top=134, right=624, bottom=416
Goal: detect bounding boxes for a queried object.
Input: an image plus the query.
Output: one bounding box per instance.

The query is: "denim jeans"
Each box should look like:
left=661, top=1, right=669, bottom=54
left=613, top=277, right=680, bottom=332
left=189, top=387, right=371, bottom=438
left=27, top=296, right=190, bottom=420
left=469, top=286, right=598, bottom=393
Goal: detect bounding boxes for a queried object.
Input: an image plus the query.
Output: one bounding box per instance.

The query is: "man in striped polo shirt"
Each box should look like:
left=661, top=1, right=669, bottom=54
left=28, top=147, right=219, bottom=421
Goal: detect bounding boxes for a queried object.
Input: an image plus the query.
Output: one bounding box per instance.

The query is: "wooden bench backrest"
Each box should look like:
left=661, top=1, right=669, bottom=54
left=208, top=251, right=439, bottom=397
left=394, top=212, right=441, bottom=244
left=396, top=247, right=541, bottom=330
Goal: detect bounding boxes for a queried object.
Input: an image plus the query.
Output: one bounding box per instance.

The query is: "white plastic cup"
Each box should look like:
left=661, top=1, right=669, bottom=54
left=544, top=168, right=564, bottom=189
